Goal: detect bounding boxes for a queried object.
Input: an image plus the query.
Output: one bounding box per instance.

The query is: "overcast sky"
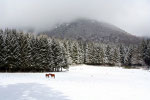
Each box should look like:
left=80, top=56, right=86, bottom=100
left=0, top=0, right=150, bottom=37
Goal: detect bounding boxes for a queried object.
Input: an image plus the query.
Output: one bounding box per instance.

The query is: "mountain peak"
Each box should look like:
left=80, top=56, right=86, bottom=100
left=40, top=19, right=141, bottom=44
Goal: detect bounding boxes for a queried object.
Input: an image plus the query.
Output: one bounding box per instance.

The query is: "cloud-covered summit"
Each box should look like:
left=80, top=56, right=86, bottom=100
left=0, top=0, right=150, bottom=37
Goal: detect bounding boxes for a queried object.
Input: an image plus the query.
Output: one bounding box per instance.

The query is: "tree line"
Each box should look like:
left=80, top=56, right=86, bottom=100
left=0, top=29, right=150, bottom=72
left=0, top=29, right=68, bottom=72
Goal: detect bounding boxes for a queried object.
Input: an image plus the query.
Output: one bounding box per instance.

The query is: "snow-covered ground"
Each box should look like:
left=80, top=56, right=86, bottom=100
left=0, top=65, right=150, bottom=100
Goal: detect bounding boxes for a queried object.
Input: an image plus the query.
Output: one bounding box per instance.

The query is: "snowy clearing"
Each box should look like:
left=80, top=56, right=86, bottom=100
left=0, top=65, right=150, bottom=100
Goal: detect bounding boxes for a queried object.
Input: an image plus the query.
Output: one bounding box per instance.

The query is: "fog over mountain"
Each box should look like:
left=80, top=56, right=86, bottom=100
left=41, top=19, right=141, bottom=44
left=0, top=0, right=150, bottom=37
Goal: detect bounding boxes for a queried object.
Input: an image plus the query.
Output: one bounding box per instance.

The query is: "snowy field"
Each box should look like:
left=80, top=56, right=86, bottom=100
left=0, top=65, right=150, bottom=100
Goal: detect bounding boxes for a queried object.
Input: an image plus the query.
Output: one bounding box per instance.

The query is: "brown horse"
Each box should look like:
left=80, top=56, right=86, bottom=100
left=45, top=73, right=55, bottom=79
left=49, top=73, right=55, bottom=78
left=45, top=73, right=50, bottom=78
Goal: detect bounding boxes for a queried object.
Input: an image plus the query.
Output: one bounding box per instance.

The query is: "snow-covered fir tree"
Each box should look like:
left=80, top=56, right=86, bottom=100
left=0, top=29, right=149, bottom=72
left=141, top=39, right=150, bottom=68
left=0, top=30, right=5, bottom=71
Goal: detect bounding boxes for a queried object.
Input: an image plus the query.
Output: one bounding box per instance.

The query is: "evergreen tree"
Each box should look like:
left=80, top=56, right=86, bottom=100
left=77, top=41, right=84, bottom=64
left=17, top=32, right=31, bottom=71
left=96, top=45, right=104, bottom=65
left=29, top=35, right=38, bottom=71
left=4, top=29, right=19, bottom=72
left=63, top=40, right=73, bottom=65
left=113, top=47, right=120, bottom=66
left=37, top=35, right=50, bottom=71
left=85, top=42, right=94, bottom=64
left=0, top=30, right=5, bottom=71
left=131, top=45, right=143, bottom=66
left=124, top=46, right=133, bottom=66
left=104, top=45, right=111, bottom=65
left=141, top=39, right=150, bottom=68
left=71, top=42, right=79, bottom=64
left=51, top=39, right=62, bottom=71
left=119, top=44, right=125, bottom=66
left=58, top=42, right=69, bottom=71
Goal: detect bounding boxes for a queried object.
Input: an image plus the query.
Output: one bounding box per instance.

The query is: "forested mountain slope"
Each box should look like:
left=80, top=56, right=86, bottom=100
left=41, top=19, right=141, bottom=44
left=0, top=29, right=150, bottom=72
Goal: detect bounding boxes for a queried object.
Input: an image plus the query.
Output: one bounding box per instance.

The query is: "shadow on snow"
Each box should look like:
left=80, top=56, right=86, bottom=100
left=0, top=83, right=69, bottom=100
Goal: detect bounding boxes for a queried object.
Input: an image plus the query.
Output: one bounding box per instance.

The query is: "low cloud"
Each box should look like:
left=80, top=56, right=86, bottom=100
left=0, top=0, right=150, bottom=36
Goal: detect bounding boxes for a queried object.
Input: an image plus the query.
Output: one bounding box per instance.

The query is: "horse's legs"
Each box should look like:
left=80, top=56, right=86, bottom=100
left=45, top=74, right=49, bottom=78
left=52, top=75, right=55, bottom=79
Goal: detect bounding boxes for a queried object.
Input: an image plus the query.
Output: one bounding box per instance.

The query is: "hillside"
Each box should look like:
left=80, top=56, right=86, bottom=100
left=41, top=19, right=141, bottom=44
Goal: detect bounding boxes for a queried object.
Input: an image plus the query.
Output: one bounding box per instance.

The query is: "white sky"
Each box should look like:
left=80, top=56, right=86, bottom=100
left=0, top=0, right=150, bottom=37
